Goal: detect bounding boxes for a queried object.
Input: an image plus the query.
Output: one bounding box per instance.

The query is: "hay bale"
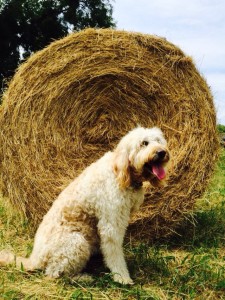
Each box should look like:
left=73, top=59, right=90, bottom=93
left=0, top=28, right=219, bottom=239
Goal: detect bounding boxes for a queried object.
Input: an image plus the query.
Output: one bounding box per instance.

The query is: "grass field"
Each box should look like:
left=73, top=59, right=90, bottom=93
left=0, top=149, right=224, bottom=300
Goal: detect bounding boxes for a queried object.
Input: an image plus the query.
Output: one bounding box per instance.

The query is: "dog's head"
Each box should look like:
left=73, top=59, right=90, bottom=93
left=113, top=127, right=170, bottom=188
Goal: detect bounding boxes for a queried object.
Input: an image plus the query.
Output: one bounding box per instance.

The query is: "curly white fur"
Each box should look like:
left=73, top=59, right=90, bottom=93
left=0, top=126, right=170, bottom=285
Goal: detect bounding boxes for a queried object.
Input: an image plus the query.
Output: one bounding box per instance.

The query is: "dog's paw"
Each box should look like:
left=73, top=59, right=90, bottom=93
left=113, top=274, right=134, bottom=285
left=0, top=250, right=14, bottom=266
left=45, top=268, right=61, bottom=279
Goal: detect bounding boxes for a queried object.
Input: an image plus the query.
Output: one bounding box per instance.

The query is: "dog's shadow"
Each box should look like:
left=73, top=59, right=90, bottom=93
left=83, top=253, right=106, bottom=276
left=72, top=253, right=140, bottom=288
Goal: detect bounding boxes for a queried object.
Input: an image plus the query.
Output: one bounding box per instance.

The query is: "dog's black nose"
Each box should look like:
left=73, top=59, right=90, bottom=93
left=157, top=150, right=166, bottom=159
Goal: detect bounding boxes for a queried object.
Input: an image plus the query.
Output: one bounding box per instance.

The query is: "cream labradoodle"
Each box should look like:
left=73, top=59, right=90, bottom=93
left=0, top=126, right=170, bottom=284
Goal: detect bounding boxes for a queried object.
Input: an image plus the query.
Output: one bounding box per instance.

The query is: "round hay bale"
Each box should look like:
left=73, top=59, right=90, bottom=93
left=0, top=28, right=219, bottom=239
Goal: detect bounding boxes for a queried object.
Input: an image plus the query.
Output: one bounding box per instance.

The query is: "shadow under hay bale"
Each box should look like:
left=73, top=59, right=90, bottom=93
left=0, top=28, right=219, bottom=240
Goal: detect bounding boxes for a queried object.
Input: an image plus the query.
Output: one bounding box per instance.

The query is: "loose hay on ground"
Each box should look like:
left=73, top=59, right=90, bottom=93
left=0, top=28, right=219, bottom=239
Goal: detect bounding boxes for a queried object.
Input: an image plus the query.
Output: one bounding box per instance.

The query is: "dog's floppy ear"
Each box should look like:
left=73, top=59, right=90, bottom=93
left=113, top=149, right=131, bottom=189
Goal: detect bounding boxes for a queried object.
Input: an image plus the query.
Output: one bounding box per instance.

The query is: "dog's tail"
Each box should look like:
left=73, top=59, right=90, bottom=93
left=0, top=250, right=33, bottom=270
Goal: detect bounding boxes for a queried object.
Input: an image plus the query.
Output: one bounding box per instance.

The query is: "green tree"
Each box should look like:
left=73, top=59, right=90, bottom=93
left=217, top=124, right=225, bottom=133
left=0, top=0, right=115, bottom=93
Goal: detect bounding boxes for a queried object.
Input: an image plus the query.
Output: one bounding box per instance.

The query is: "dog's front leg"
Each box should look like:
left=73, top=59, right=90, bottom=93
left=98, top=221, right=133, bottom=285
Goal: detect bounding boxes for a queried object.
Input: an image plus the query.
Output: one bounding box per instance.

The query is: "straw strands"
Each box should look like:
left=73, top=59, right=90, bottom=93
left=0, top=28, right=219, bottom=239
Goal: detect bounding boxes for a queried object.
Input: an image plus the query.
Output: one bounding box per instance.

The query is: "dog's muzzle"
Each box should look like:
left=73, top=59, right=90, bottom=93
left=143, top=149, right=170, bottom=181
left=153, top=150, right=167, bottom=162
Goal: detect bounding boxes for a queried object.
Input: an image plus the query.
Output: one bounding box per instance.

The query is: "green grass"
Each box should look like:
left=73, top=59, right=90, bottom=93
left=0, top=149, right=225, bottom=299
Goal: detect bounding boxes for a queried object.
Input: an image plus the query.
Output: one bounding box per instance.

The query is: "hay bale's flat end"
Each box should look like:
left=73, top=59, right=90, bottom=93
left=0, top=28, right=219, bottom=239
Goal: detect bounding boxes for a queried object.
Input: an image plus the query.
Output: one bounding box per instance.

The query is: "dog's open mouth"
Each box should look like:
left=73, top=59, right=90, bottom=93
left=144, top=162, right=166, bottom=180
left=152, top=164, right=166, bottom=180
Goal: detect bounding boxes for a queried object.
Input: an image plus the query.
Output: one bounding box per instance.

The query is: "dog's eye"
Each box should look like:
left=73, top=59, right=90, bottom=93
left=142, top=141, right=149, bottom=146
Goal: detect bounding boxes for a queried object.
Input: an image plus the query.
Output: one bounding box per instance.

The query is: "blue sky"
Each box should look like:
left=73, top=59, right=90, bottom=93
left=113, top=0, right=225, bottom=124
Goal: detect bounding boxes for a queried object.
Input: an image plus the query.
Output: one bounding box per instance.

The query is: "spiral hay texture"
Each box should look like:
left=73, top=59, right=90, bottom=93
left=0, top=28, right=219, bottom=239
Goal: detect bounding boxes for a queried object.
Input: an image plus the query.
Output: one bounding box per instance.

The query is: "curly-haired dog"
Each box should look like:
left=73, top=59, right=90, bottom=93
left=0, top=127, right=170, bottom=284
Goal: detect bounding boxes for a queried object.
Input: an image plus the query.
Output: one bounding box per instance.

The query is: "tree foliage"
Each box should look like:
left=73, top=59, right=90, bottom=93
left=0, top=0, right=115, bottom=92
left=217, top=124, right=225, bottom=133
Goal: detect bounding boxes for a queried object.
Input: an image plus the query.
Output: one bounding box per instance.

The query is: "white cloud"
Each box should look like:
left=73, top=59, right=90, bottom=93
left=171, top=37, right=224, bottom=71
left=205, top=73, right=225, bottom=124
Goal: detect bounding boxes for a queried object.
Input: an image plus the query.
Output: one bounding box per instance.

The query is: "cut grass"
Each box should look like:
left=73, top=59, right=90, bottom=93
left=0, top=149, right=224, bottom=299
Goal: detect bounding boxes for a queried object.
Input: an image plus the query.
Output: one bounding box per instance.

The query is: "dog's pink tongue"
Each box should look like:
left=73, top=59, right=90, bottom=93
left=152, top=165, right=166, bottom=180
